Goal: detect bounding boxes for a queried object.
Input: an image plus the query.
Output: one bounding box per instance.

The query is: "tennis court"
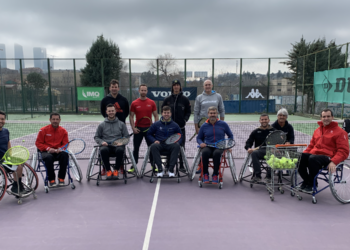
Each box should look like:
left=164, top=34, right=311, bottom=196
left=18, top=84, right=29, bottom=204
left=1, top=114, right=350, bottom=250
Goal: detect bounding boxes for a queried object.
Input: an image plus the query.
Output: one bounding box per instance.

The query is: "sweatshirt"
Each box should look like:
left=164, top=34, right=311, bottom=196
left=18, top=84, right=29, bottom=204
left=100, top=93, right=130, bottom=123
left=94, top=117, right=129, bottom=145
left=193, top=90, right=225, bottom=123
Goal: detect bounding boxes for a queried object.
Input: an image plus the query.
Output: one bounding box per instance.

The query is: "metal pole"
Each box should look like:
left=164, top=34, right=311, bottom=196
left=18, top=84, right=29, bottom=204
left=71, top=87, right=74, bottom=112
left=101, top=58, right=104, bottom=89
left=294, top=59, right=298, bottom=113
left=212, top=59, right=214, bottom=89
left=157, top=59, right=159, bottom=113
left=20, top=59, right=25, bottom=113
left=47, top=59, right=52, bottom=113
left=313, top=53, right=317, bottom=115
left=326, top=49, right=330, bottom=109
left=267, top=58, right=271, bottom=113
left=184, top=59, right=187, bottom=87
left=73, top=59, right=78, bottom=113
left=341, top=43, right=348, bottom=119
left=0, top=63, right=5, bottom=114
left=301, top=56, right=305, bottom=113
left=239, top=58, right=243, bottom=113
left=129, top=59, right=132, bottom=103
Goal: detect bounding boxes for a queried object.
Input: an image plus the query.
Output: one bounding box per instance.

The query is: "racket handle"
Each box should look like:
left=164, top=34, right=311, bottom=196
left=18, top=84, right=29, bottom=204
left=251, top=146, right=260, bottom=152
left=189, top=133, right=197, bottom=141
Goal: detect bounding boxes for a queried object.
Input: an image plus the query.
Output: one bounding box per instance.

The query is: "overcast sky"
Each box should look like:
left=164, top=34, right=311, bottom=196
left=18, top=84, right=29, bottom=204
left=1, top=0, right=349, bottom=72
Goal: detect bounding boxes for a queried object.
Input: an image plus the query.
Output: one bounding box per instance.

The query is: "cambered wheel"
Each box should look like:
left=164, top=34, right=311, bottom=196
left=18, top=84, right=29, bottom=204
left=329, top=163, right=350, bottom=204
left=0, top=166, right=8, bottom=201
left=22, top=163, right=39, bottom=191
left=69, top=153, right=83, bottom=182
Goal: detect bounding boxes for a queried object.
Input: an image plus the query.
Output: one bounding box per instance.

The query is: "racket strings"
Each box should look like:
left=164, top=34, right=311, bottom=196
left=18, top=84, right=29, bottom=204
left=4, top=146, right=29, bottom=164
left=113, top=137, right=130, bottom=146
left=68, top=140, right=85, bottom=154
left=266, top=131, right=286, bottom=145
left=215, top=139, right=235, bottom=149
left=165, top=134, right=181, bottom=144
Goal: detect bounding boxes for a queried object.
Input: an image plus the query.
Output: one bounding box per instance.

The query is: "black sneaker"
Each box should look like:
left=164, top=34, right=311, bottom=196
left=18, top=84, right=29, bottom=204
left=10, top=182, right=19, bottom=194
left=301, top=185, right=313, bottom=193
left=251, top=176, right=262, bottom=183
left=264, top=176, right=272, bottom=183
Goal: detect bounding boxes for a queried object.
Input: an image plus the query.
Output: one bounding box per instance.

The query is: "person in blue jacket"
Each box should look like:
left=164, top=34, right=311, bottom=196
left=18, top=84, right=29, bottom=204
left=197, top=106, right=234, bottom=184
left=147, top=106, right=183, bottom=178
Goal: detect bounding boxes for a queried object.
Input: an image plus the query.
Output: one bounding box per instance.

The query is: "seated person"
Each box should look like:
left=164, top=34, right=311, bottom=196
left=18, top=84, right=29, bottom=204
left=298, top=109, right=349, bottom=192
left=35, top=112, right=69, bottom=186
left=245, top=114, right=276, bottom=183
left=146, top=106, right=182, bottom=178
left=272, top=108, right=294, bottom=145
left=94, top=104, right=129, bottom=180
left=197, top=106, right=233, bottom=184
left=0, top=110, right=25, bottom=193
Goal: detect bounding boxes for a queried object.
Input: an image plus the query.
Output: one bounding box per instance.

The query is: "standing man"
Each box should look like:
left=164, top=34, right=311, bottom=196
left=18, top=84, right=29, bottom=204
left=162, top=80, right=191, bottom=170
left=0, top=111, right=25, bottom=193
left=100, top=79, right=129, bottom=123
left=129, top=84, right=158, bottom=171
left=193, top=79, right=225, bottom=173
left=245, top=114, right=276, bottom=183
left=272, top=108, right=295, bottom=145
left=35, top=112, right=69, bottom=186
left=298, top=109, right=349, bottom=192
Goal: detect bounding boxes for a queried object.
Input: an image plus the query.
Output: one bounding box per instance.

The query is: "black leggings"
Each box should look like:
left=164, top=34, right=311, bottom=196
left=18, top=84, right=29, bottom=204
left=298, top=153, right=331, bottom=186
left=41, top=152, right=69, bottom=181
left=133, top=127, right=152, bottom=164
left=201, top=147, right=223, bottom=176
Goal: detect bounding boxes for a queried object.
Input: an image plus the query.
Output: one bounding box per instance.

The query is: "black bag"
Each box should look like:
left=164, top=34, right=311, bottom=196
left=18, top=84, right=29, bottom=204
left=343, top=119, right=350, bottom=134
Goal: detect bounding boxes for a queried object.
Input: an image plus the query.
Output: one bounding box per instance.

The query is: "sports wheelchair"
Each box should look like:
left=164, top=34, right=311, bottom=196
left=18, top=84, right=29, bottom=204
left=32, top=150, right=82, bottom=193
left=291, top=161, right=350, bottom=204
left=86, top=145, right=138, bottom=186
left=190, top=148, right=237, bottom=189
left=140, top=146, right=190, bottom=183
left=0, top=163, right=38, bottom=204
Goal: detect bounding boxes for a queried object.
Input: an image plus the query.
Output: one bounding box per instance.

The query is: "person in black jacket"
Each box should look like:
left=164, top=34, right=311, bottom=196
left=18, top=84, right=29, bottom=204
left=245, top=114, right=276, bottom=183
left=100, top=79, right=130, bottom=123
left=271, top=108, right=295, bottom=144
left=162, top=80, right=191, bottom=170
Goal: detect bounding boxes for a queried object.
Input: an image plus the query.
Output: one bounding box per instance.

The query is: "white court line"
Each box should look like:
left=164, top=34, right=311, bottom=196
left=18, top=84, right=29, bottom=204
left=142, top=178, right=161, bottom=250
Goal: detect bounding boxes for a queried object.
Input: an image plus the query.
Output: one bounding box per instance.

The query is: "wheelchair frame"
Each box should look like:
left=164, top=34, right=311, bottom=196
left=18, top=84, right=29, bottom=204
left=32, top=150, right=82, bottom=193
left=140, top=146, right=190, bottom=183
left=86, top=145, right=138, bottom=186
left=291, top=161, right=350, bottom=204
left=190, top=148, right=237, bottom=189
left=0, top=162, right=38, bottom=204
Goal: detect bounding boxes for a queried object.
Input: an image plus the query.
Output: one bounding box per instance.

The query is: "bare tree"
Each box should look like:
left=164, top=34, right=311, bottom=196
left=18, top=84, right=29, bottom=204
left=148, top=53, right=180, bottom=85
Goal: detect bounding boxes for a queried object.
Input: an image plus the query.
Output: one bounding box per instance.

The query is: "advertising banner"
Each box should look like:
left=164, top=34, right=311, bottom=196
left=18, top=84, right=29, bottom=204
left=147, top=87, right=197, bottom=101
left=77, top=87, right=104, bottom=101
left=242, top=86, right=267, bottom=100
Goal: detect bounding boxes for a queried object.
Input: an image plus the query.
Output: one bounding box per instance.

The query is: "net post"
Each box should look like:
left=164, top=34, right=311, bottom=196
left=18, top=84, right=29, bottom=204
left=239, top=58, right=242, bottom=114
left=267, top=58, right=271, bottom=113
left=73, top=59, right=78, bottom=113
left=47, top=58, right=52, bottom=113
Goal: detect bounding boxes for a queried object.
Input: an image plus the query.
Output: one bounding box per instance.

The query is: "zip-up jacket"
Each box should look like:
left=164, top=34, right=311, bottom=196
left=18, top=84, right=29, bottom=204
left=100, top=93, right=130, bottom=123
left=194, top=90, right=225, bottom=123
left=94, top=117, right=129, bottom=145
left=35, top=125, right=69, bottom=152
left=304, top=121, right=349, bottom=165
left=197, top=119, right=233, bottom=145
left=272, top=120, right=295, bottom=144
left=162, top=91, right=191, bottom=128
left=146, top=117, right=183, bottom=145
left=245, top=125, right=276, bottom=150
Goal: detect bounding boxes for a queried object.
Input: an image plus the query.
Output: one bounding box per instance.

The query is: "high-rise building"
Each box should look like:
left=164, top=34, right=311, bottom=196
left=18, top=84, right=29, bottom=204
left=33, top=47, right=48, bottom=72
left=14, top=43, right=25, bottom=71
left=0, top=44, right=7, bottom=69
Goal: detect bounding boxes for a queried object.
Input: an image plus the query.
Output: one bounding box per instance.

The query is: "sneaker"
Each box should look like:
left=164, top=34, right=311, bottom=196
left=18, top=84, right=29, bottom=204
left=212, top=174, right=219, bottom=184
left=101, top=169, right=106, bottom=176
left=264, top=176, right=272, bottom=183
left=128, top=167, right=135, bottom=173
left=113, top=170, right=119, bottom=179
left=203, top=174, right=210, bottom=184
left=157, top=171, right=164, bottom=178
left=10, top=182, right=19, bottom=194
left=168, top=171, right=175, bottom=178
left=301, top=185, right=313, bottom=193
left=251, top=176, right=262, bottom=184
left=106, top=170, right=113, bottom=180
left=297, top=182, right=307, bottom=190
left=49, top=180, right=57, bottom=187
left=58, top=178, right=65, bottom=186
left=196, top=166, right=201, bottom=174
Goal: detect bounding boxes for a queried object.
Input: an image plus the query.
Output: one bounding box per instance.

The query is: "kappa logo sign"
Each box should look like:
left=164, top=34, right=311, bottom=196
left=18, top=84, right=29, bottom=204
left=82, top=90, right=100, bottom=98
left=245, top=89, right=264, bottom=99
left=151, top=91, right=192, bottom=98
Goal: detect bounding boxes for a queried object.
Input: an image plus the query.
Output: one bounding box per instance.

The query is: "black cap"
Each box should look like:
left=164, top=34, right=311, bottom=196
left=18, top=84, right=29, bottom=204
left=172, top=80, right=181, bottom=86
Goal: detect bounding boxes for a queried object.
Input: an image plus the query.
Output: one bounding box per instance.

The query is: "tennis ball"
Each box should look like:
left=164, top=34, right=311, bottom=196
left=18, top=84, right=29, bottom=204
left=264, top=155, right=267, bottom=160
left=22, top=140, right=25, bottom=142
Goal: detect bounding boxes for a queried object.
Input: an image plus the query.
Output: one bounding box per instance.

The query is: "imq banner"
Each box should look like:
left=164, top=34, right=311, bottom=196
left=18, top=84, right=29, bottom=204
left=77, top=87, right=104, bottom=101
left=242, top=86, right=267, bottom=100
left=147, top=87, right=197, bottom=101
left=314, top=68, right=350, bottom=104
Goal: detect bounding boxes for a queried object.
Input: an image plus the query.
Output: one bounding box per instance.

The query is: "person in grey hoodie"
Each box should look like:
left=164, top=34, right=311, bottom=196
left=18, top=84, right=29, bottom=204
left=193, top=80, right=225, bottom=134
left=94, top=104, right=129, bottom=180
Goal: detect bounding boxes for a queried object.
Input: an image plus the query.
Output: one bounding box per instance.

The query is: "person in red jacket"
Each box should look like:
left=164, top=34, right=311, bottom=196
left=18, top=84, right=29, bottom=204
left=298, top=109, right=350, bottom=192
left=35, top=113, right=69, bottom=186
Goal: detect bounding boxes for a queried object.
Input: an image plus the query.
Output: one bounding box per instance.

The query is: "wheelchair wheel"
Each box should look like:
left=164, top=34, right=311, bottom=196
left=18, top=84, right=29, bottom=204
left=329, top=163, right=350, bottom=204
left=190, top=149, right=201, bottom=181
left=0, top=165, right=7, bottom=201
left=226, top=151, right=237, bottom=184
left=68, top=153, right=83, bottom=182
left=140, top=147, right=150, bottom=177
left=180, top=147, right=190, bottom=177
left=239, top=154, right=251, bottom=182
left=86, top=147, right=98, bottom=181
left=127, top=146, right=139, bottom=177
left=22, top=163, right=39, bottom=191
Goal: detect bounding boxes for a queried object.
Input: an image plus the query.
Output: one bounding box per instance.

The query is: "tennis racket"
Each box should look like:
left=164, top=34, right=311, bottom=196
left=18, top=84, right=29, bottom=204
left=60, top=139, right=86, bottom=155
left=189, top=117, right=207, bottom=141
left=136, top=116, right=152, bottom=132
left=109, top=133, right=134, bottom=146
left=0, top=146, right=29, bottom=165
left=207, top=138, right=235, bottom=149
left=252, top=130, right=286, bottom=151
left=160, top=133, right=181, bottom=144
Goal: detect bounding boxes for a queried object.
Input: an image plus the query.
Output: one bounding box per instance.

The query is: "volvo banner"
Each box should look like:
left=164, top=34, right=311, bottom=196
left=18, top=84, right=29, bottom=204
left=147, top=87, right=197, bottom=100
left=242, top=86, right=267, bottom=100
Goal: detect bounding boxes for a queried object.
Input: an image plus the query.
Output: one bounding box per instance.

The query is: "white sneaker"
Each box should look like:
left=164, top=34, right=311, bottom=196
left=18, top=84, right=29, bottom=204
left=157, top=171, right=164, bottom=178
left=168, top=172, right=175, bottom=178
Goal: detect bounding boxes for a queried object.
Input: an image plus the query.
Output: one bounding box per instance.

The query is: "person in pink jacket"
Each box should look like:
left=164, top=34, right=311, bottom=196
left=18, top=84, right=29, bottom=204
left=298, top=109, right=349, bottom=192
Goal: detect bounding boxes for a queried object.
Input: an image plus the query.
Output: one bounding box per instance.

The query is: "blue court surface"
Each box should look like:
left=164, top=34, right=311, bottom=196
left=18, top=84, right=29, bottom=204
left=1, top=159, right=350, bottom=250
